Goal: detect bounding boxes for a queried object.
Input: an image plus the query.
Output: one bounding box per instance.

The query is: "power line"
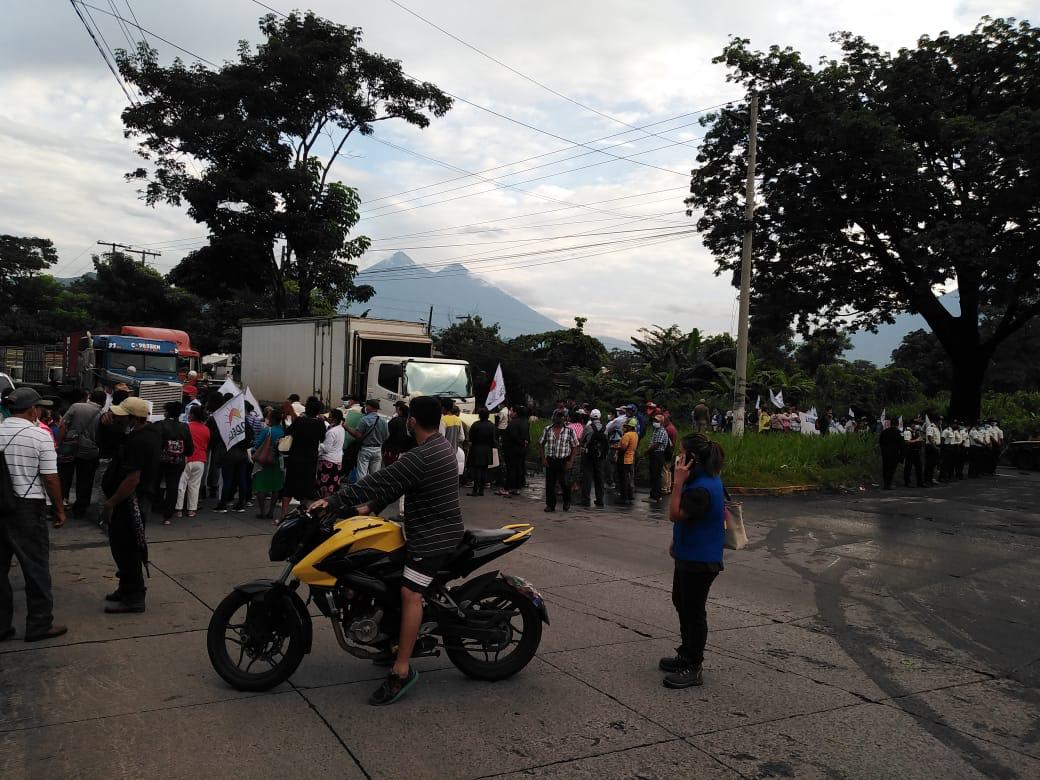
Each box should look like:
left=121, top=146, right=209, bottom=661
left=385, top=0, right=707, bottom=152
left=69, top=0, right=136, bottom=104
left=122, top=0, right=150, bottom=48
left=72, top=1, right=218, bottom=66
left=371, top=223, right=698, bottom=252
left=107, top=0, right=137, bottom=51
left=363, top=109, right=724, bottom=207
left=361, top=126, right=706, bottom=218
left=356, top=229, right=696, bottom=278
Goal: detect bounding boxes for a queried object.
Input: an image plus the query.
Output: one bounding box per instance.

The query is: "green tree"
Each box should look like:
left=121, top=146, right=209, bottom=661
left=795, top=328, right=852, bottom=377
left=687, top=18, right=1040, bottom=421
left=891, top=329, right=951, bottom=396
left=116, top=11, right=449, bottom=317
left=509, top=317, right=608, bottom=376
left=0, top=235, right=91, bottom=343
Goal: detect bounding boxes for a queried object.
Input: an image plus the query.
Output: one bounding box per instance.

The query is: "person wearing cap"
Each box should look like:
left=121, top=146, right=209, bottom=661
left=346, top=399, right=389, bottom=479
left=538, top=410, right=578, bottom=512
left=646, top=414, right=671, bottom=503
left=579, top=409, right=607, bottom=507
left=100, top=397, right=161, bottom=613
left=1, top=388, right=68, bottom=642
left=614, top=418, right=639, bottom=505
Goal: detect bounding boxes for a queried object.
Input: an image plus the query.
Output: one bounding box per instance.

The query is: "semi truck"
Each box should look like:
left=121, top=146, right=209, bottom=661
left=0, top=326, right=199, bottom=410
left=240, top=315, right=474, bottom=415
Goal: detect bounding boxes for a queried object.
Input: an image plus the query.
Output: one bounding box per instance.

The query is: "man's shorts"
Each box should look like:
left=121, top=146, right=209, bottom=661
left=402, top=551, right=450, bottom=594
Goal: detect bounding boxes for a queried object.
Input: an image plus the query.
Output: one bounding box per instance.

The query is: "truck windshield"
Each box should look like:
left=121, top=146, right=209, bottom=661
left=405, top=362, right=472, bottom=398
left=108, top=352, right=178, bottom=375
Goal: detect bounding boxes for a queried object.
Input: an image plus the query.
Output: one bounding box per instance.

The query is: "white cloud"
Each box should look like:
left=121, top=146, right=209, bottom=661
left=1, top=0, right=1033, bottom=331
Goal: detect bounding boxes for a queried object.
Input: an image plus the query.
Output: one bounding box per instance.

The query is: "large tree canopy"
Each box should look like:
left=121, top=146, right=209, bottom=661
left=116, top=11, right=451, bottom=317
left=687, top=17, right=1040, bottom=420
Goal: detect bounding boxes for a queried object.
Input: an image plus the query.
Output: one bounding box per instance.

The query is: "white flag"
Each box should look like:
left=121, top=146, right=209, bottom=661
left=244, top=386, right=260, bottom=413
left=924, top=413, right=931, bottom=428
left=774, top=390, right=784, bottom=409
left=848, top=407, right=855, bottom=419
left=484, top=363, right=506, bottom=411
left=898, top=415, right=904, bottom=431
left=880, top=408, right=887, bottom=423
left=214, top=393, right=247, bottom=449
left=754, top=395, right=760, bottom=410
left=217, top=377, right=239, bottom=397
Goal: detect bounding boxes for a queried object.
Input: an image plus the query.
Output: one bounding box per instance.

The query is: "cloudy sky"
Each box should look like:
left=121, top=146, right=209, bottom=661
left=1, top=0, right=1034, bottom=340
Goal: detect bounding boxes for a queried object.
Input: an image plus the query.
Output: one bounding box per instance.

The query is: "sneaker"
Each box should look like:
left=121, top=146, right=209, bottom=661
left=369, top=667, right=419, bottom=706
left=104, top=589, right=123, bottom=602
left=187, top=511, right=197, bottom=518
left=231, top=504, right=246, bottom=513
left=663, top=664, right=703, bottom=689
left=214, top=504, right=229, bottom=513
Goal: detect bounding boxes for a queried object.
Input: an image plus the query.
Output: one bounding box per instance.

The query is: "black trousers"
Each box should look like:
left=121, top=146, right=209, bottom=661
left=968, top=447, right=982, bottom=477
left=903, top=446, right=923, bottom=487
left=580, top=456, right=605, bottom=505
left=0, top=498, right=53, bottom=634
left=649, top=450, right=666, bottom=499
left=939, top=445, right=954, bottom=481
left=471, top=465, right=488, bottom=494
left=955, top=447, right=967, bottom=479
left=544, top=457, right=570, bottom=509
left=155, top=463, right=185, bottom=519
left=504, top=450, right=526, bottom=491
left=923, top=445, right=940, bottom=485
left=672, top=567, right=718, bottom=665
left=109, top=499, right=146, bottom=599
left=619, top=463, right=635, bottom=503
left=219, top=461, right=251, bottom=506
left=881, top=451, right=900, bottom=489
left=57, top=457, right=100, bottom=512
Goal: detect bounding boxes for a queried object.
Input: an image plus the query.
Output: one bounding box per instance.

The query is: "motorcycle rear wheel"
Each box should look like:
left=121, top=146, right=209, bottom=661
left=445, top=580, right=542, bottom=681
left=207, top=589, right=307, bottom=692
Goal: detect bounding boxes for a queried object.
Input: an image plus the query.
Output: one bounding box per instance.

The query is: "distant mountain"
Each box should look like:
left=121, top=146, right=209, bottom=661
left=848, top=291, right=959, bottom=365
left=343, top=252, right=629, bottom=349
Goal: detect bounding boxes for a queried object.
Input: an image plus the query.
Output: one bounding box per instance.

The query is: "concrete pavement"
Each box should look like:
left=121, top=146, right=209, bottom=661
left=3, top=470, right=1040, bottom=778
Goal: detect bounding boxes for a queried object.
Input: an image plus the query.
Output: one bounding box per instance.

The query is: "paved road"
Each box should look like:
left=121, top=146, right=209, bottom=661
left=3, top=470, right=1039, bottom=778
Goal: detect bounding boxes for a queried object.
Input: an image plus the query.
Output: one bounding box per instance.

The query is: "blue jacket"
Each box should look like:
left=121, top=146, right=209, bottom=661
left=672, top=468, right=725, bottom=563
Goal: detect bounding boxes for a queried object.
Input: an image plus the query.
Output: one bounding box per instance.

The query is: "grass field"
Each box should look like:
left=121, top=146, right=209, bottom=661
left=525, top=419, right=878, bottom=490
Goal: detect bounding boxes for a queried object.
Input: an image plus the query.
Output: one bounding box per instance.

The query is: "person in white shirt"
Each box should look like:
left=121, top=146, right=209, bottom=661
left=317, top=408, right=346, bottom=497
left=968, top=422, right=986, bottom=477
left=940, top=422, right=956, bottom=482
left=0, top=388, right=68, bottom=642
left=923, top=417, right=942, bottom=486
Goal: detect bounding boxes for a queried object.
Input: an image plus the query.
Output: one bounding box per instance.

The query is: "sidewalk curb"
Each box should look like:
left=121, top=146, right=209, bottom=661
left=727, top=484, right=821, bottom=496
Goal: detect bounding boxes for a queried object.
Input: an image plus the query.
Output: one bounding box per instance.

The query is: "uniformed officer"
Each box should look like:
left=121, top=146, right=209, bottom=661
left=939, top=420, right=956, bottom=482
left=923, top=416, right=941, bottom=486
left=987, top=419, right=1004, bottom=475
left=968, top=421, right=986, bottom=477
left=903, top=419, right=924, bottom=488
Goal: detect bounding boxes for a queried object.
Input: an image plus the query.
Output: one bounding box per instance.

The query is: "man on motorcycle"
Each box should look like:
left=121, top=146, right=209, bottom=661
left=310, top=395, right=464, bottom=705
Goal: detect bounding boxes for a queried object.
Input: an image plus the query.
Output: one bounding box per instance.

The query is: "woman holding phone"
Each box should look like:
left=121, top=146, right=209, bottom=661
left=661, top=432, right=725, bottom=689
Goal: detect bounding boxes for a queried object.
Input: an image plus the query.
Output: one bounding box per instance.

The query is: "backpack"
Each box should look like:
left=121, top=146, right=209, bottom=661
left=586, top=423, right=609, bottom=461
left=159, top=420, right=187, bottom=465
left=1, top=430, right=39, bottom=516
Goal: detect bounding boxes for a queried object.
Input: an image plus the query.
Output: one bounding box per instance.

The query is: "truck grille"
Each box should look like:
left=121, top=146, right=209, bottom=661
left=138, top=381, right=183, bottom=408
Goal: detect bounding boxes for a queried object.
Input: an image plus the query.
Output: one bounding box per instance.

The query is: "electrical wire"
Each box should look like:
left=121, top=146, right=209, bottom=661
left=72, top=1, right=219, bottom=66
left=69, top=0, right=137, bottom=104
left=123, top=0, right=150, bottom=48
left=385, top=0, right=707, bottom=152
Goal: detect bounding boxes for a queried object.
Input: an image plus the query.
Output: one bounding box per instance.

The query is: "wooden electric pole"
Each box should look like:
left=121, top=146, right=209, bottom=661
left=95, top=241, right=161, bottom=266
left=731, top=92, right=759, bottom=437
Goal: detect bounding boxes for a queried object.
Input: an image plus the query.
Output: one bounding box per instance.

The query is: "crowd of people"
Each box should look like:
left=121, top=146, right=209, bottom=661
left=879, top=416, right=1005, bottom=489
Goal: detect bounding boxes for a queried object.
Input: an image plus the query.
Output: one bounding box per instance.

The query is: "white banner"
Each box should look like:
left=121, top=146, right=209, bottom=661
left=217, top=377, right=239, bottom=397
left=244, top=386, right=260, bottom=413
left=214, top=393, right=247, bottom=449
left=485, top=363, right=506, bottom=411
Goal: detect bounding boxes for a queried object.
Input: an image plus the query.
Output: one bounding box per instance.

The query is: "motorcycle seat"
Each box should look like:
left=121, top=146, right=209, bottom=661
left=461, top=528, right=515, bottom=548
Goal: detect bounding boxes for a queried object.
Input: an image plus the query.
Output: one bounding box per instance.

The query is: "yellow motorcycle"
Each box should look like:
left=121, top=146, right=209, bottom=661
left=207, top=510, right=547, bottom=691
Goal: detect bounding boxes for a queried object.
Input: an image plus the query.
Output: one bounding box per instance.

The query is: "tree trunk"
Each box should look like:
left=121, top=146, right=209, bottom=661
left=947, top=349, right=989, bottom=423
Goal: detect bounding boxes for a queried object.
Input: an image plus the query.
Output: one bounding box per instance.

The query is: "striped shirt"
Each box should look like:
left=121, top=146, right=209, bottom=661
left=328, top=432, right=464, bottom=557
left=0, top=416, right=57, bottom=500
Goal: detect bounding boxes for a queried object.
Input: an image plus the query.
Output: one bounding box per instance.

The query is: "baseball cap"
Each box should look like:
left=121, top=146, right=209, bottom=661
left=4, top=387, right=53, bottom=411
left=623, top=418, right=636, bottom=428
left=365, top=398, right=380, bottom=409
left=626, top=404, right=637, bottom=412
left=110, top=397, right=151, bottom=418
left=589, top=409, right=601, bottom=420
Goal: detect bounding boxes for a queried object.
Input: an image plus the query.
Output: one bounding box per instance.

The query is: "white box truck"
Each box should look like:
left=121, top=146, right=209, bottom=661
left=240, top=315, right=474, bottom=415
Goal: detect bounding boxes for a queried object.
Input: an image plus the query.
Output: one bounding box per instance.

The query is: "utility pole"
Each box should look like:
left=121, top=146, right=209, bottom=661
left=731, top=92, right=759, bottom=437
left=95, top=241, right=161, bottom=266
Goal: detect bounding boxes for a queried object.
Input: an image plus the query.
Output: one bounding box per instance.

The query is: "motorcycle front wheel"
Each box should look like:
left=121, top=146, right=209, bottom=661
left=445, top=580, right=542, bottom=681
left=207, top=589, right=307, bottom=692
